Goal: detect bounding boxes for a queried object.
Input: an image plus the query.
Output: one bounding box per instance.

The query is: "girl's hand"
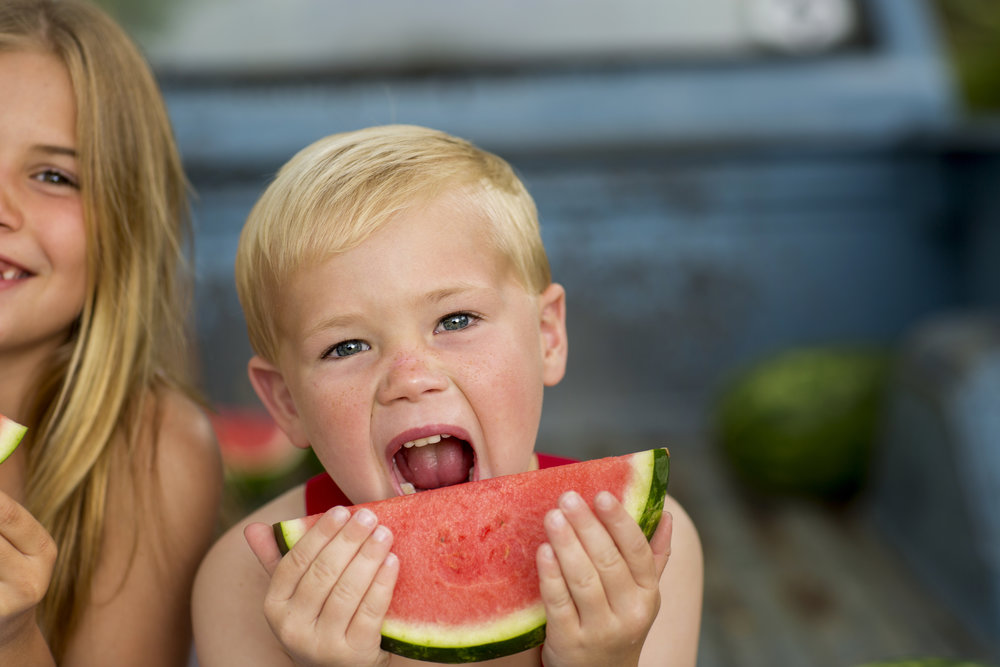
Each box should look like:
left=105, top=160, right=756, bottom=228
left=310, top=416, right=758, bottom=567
left=537, top=490, right=672, bottom=667
left=244, top=506, right=399, bottom=667
left=0, top=490, right=57, bottom=648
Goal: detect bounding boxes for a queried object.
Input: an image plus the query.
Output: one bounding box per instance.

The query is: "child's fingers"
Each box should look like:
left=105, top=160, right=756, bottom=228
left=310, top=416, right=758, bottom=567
left=591, top=491, right=663, bottom=591
left=543, top=501, right=610, bottom=620
left=0, top=490, right=53, bottom=559
left=290, top=508, right=379, bottom=619
left=647, top=510, right=673, bottom=576
left=536, top=541, right=580, bottom=629
left=244, top=522, right=283, bottom=577
left=342, top=535, right=400, bottom=648
left=558, top=491, right=655, bottom=615
left=266, top=506, right=351, bottom=603
left=0, top=492, right=56, bottom=612
left=320, top=522, right=392, bottom=629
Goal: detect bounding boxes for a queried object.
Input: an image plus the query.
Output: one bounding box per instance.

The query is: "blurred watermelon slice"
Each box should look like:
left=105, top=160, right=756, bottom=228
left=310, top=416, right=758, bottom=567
left=211, top=407, right=305, bottom=481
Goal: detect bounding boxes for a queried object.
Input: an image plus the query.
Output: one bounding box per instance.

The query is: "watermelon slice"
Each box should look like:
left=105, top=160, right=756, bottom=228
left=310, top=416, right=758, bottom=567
left=211, top=407, right=305, bottom=480
left=273, top=447, right=669, bottom=663
left=0, top=413, right=27, bottom=464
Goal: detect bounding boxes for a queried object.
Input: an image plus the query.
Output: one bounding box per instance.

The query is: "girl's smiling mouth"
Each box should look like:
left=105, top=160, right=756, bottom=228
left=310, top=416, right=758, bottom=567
left=0, top=258, right=32, bottom=281
left=390, top=430, right=477, bottom=495
left=0, top=259, right=31, bottom=282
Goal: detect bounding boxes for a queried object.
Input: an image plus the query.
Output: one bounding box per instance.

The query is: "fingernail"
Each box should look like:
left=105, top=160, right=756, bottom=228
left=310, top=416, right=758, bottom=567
left=547, top=509, right=567, bottom=528
left=356, top=508, right=377, bottom=528
left=329, top=506, right=350, bottom=523
left=560, top=491, right=582, bottom=510
left=373, top=525, right=391, bottom=542
left=595, top=491, right=615, bottom=510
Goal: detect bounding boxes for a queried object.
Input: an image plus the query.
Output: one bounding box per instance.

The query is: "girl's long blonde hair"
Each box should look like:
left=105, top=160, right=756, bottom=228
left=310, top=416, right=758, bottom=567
left=0, top=0, right=195, bottom=658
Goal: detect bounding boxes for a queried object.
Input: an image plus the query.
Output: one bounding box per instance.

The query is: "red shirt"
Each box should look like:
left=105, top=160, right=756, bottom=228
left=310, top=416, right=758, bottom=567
left=305, top=453, right=577, bottom=513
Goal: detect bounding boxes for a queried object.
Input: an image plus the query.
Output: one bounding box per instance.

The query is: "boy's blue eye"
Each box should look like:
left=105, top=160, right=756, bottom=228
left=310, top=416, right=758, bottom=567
left=438, top=313, right=474, bottom=332
left=325, top=339, right=370, bottom=358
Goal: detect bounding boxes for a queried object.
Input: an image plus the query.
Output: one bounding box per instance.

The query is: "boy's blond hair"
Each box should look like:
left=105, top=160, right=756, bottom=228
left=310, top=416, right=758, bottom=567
left=237, top=124, right=552, bottom=363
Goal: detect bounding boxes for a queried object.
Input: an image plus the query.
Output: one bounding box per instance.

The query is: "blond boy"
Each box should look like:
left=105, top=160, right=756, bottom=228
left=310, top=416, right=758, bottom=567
left=192, top=125, right=703, bottom=666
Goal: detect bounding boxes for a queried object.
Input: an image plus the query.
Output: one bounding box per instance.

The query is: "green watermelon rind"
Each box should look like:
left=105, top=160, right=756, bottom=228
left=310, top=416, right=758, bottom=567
left=273, top=519, right=309, bottom=553
left=380, top=604, right=547, bottom=664
left=0, top=415, right=27, bottom=465
left=273, top=448, right=670, bottom=663
left=631, top=447, right=669, bottom=540
left=380, top=621, right=547, bottom=664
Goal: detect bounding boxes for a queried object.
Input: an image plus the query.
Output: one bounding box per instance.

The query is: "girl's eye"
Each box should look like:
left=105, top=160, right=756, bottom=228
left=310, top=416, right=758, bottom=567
left=34, top=169, right=78, bottom=188
left=323, top=339, right=370, bottom=359
left=437, top=312, right=478, bottom=333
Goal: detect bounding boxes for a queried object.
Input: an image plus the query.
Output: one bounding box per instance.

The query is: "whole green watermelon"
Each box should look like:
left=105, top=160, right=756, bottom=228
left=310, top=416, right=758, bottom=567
left=715, top=346, right=892, bottom=500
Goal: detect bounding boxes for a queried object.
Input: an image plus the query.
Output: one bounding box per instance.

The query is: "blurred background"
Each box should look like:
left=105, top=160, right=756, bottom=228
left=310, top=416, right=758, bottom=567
left=95, top=0, right=999, bottom=665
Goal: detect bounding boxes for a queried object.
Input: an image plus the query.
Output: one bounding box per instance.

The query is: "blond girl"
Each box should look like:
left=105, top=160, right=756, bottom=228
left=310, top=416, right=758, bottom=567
left=0, top=0, right=222, bottom=664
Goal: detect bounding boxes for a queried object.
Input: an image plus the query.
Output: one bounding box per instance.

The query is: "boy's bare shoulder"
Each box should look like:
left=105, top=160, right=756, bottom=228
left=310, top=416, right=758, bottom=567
left=197, top=483, right=305, bottom=582
left=192, top=485, right=306, bottom=666
left=639, top=492, right=703, bottom=667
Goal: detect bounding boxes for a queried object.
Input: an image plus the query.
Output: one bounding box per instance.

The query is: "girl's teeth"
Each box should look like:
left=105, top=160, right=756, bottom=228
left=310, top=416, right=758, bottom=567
left=402, top=434, right=448, bottom=448
left=2, top=269, right=22, bottom=280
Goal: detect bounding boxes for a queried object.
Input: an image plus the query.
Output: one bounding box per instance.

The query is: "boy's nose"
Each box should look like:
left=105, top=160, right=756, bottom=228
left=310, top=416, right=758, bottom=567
left=377, top=351, right=449, bottom=404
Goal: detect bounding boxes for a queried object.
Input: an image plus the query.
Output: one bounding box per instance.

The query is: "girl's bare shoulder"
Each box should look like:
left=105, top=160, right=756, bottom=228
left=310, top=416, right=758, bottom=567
left=151, top=388, right=221, bottom=474
left=126, top=387, right=224, bottom=532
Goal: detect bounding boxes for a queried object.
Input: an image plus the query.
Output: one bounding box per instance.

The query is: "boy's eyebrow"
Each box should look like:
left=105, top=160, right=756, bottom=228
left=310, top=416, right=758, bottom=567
left=424, top=284, right=488, bottom=304
left=304, top=285, right=490, bottom=337
left=304, top=313, right=364, bottom=338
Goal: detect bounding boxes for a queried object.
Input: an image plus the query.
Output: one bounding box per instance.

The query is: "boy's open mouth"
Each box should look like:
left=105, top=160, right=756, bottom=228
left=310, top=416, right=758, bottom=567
left=393, top=434, right=475, bottom=494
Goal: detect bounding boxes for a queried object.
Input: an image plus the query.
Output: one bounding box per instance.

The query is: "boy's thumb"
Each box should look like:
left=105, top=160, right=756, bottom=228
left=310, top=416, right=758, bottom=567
left=650, top=511, right=673, bottom=577
left=244, top=522, right=283, bottom=576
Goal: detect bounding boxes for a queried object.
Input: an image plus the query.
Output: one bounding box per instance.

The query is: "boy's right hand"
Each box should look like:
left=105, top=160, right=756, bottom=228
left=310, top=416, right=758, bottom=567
left=244, top=506, right=399, bottom=667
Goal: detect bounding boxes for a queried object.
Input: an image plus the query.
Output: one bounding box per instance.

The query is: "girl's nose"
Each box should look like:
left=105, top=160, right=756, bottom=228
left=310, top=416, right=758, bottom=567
left=376, top=350, right=449, bottom=404
left=0, top=183, right=24, bottom=231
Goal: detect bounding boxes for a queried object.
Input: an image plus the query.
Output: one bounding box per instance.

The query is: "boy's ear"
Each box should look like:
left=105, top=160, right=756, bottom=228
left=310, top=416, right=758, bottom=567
left=539, top=282, right=568, bottom=387
left=247, top=355, right=310, bottom=449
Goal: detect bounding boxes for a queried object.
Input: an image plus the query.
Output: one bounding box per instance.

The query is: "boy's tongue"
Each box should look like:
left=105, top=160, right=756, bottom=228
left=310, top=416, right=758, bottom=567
left=396, top=439, right=473, bottom=490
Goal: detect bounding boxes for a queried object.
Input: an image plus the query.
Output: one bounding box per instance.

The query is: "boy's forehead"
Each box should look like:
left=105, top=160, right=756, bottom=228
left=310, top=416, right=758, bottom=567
left=308, top=190, right=497, bottom=261
left=276, top=206, right=518, bottom=302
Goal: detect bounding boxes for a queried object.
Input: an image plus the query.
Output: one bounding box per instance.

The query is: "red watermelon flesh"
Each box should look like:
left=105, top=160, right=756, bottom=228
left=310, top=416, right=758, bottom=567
left=273, top=447, right=669, bottom=663
left=211, top=407, right=304, bottom=479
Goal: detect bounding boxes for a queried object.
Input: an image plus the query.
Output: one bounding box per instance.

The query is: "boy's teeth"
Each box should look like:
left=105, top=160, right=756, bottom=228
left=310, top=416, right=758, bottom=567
left=401, top=482, right=416, bottom=495
left=402, top=434, right=450, bottom=448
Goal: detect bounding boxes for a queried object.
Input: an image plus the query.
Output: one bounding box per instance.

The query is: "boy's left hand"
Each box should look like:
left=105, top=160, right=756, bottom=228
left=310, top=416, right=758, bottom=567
left=536, top=490, right=672, bottom=667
